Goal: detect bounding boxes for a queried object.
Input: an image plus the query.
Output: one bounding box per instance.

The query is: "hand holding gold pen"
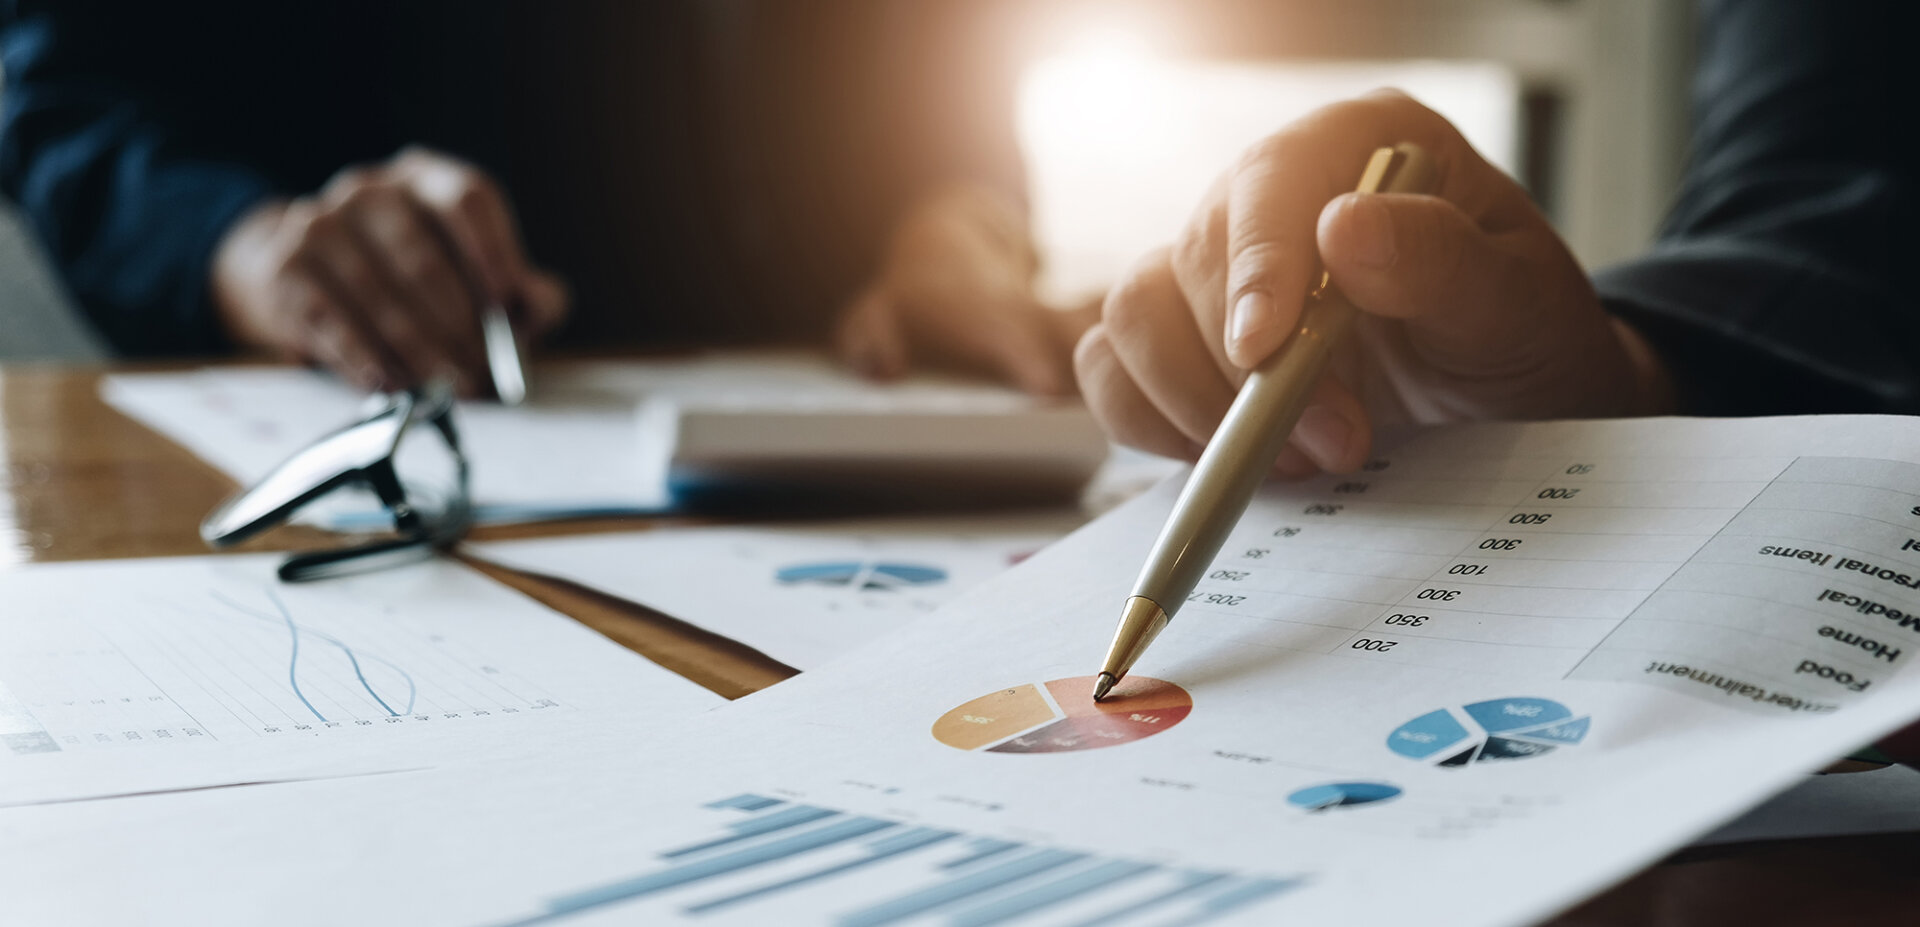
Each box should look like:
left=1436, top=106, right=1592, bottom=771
left=1092, top=143, right=1437, bottom=700
left=1078, top=92, right=1683, bottom=699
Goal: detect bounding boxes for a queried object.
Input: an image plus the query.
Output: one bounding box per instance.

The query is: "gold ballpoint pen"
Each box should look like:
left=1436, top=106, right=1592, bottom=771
left=482, top=302, right=528, bottom=406
left=1092, top=142, right=1436, bottom=702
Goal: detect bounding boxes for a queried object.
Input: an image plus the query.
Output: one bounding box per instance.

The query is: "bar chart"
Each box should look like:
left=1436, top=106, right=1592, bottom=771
left=507, top=794, right=1300, bottom=926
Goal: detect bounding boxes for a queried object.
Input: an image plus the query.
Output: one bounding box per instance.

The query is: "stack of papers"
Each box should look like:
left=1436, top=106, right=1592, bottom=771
left=102, top=353, right=1111, bottom=524
left=9, top=415, right=1920, bottom=926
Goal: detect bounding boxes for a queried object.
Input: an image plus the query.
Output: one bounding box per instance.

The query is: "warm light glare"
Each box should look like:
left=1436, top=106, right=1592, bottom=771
left=1020, top=31, right=1177, bottom=174
left=1058, top=24, right=1156, bottom=65
left=1018, top=46, right=1521, bottom=305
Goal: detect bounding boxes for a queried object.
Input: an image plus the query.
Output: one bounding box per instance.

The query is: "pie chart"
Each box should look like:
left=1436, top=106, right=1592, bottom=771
left=932, top=676, right=1192, bottom=754
left=1388, top=696, right=1589, bottom=767
left=775, top=561, right=948, bottom=591
left=1286, top=782, right=1402, bottom=812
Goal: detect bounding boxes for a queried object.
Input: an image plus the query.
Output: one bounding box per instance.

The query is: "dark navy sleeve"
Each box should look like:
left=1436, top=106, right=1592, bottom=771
left=1593, top=0, right=1918, bottom=414
left=0, top=1, right=285, bottom=355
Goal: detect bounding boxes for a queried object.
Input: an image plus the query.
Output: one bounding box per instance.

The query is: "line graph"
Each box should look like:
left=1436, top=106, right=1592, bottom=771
left=212, top=589, right=419, bottom=722
left=1, top=577, right=566, bottom=755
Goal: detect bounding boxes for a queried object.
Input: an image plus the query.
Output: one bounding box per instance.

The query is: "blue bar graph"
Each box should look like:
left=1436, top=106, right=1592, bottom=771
left=1062, top=871, right=1232, bottom=927
left=1161, top=877, right=1303, bottom=927
left=947, top=859, right=1160, bottom=927
left=941, top=837, right=1025, bottom=870
left=837, top=848, right=1088, bottom=927
left=543, top=817, right=895, bottom=915
left=705, top=794, right=785, bottom=813
left=662, top=805, right=840, bottom=858
left=683, top=828, right=959, bottom=915
left=506, top=794, right=1303, bottom=926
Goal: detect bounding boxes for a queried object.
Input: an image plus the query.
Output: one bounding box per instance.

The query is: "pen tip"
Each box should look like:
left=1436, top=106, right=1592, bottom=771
left=1091, top=673, right=1116, bottom=702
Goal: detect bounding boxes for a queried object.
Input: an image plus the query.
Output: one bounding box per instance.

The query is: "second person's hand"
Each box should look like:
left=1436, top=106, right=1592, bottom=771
left=834, top=185, right=1094, bottom=398
left=211, top=147, right=568, bottom=396
left=1074, top=90, right=1676, bottom=475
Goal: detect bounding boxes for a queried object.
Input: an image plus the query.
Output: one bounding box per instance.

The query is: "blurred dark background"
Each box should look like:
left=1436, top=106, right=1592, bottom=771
left=0, top=0, right=1691, bottom=361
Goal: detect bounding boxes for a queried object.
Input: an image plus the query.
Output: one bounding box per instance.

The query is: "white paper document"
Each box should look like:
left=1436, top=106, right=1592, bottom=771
left=102, top=364, right=664, bottom=519
left=102, top=353, right=1106, bottom=524
left=473, top=513, right=1081, bottom=668
left=0, top=555, right=720, bottom=805
left=1695, top=763, right=1920, bottom=845
left=11, top=416, right=1920, bottom=927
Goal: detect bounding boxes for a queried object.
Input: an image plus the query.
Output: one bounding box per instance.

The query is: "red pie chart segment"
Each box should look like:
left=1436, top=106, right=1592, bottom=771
left=932, top=676, right=1192, bottom=754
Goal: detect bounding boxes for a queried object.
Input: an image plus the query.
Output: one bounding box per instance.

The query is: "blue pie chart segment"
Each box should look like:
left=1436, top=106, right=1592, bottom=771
left=1463, top=697, right=1572, bottom=735
left=1387, top=708, right=1471, bottom=760
left=1391, top=697, right=1589, bottom=768
left=775, top=561, right=948, bottom=590
left=1509, top=715, right=1590, bottom=745
left=870, top=563, right=947, bottom=585
left=1287, top=782, right=1402, bottom=812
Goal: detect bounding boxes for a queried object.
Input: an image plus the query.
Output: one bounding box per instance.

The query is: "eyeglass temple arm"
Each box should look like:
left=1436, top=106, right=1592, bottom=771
left=426, top=406, right=472, bottom=485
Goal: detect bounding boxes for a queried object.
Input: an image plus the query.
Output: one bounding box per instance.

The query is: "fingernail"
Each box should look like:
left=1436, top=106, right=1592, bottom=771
left=1345, top=195, right=1397, bottom=268
left=1293, top=404, right=1352, bottom=468
left=1228, top=290, right=1276, bottom=349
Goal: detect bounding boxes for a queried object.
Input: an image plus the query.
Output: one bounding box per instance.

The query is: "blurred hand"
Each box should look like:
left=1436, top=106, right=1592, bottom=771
left=835, top=185, right=1094, bottom=397
left=211, top=147, right=568, bottom=395
left=1075, top=90, right=1675, bottom=475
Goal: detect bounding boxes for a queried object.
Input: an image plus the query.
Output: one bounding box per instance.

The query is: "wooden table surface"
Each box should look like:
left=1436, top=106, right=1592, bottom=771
left=5, top=361, right=1918, bottom=923
left=0, top=362, right=796, bottom=698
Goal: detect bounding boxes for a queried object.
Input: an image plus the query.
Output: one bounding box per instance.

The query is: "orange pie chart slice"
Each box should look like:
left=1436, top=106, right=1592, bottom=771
left=932, top=676, right=1191, bottom=753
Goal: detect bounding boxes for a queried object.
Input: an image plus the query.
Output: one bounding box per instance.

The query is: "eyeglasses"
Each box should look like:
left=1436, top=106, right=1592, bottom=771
left=201, top=382, right=474, bottom=582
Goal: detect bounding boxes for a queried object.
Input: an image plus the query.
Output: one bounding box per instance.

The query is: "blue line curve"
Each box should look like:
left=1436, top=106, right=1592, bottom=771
left=267, top=588, right=327, bottom=722
left=212, top=590, right=418, bottom=717
left=352, top=651, right=417, bottom=715
left=332, top=640, right=399, bottom=717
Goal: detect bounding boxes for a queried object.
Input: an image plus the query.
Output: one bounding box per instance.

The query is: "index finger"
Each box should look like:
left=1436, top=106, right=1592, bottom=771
left=1221, top=90, right=1475, bottom=369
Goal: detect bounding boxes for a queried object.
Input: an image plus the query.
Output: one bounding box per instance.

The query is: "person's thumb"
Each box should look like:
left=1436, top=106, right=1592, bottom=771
left=1316, top=191, right=1535, bottom=367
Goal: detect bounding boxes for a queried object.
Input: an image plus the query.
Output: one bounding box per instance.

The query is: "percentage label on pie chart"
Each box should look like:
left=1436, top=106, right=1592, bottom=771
left=1388, top=696, right=1590, bottom=767
left=932, top=676, right=1192, bottom=754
